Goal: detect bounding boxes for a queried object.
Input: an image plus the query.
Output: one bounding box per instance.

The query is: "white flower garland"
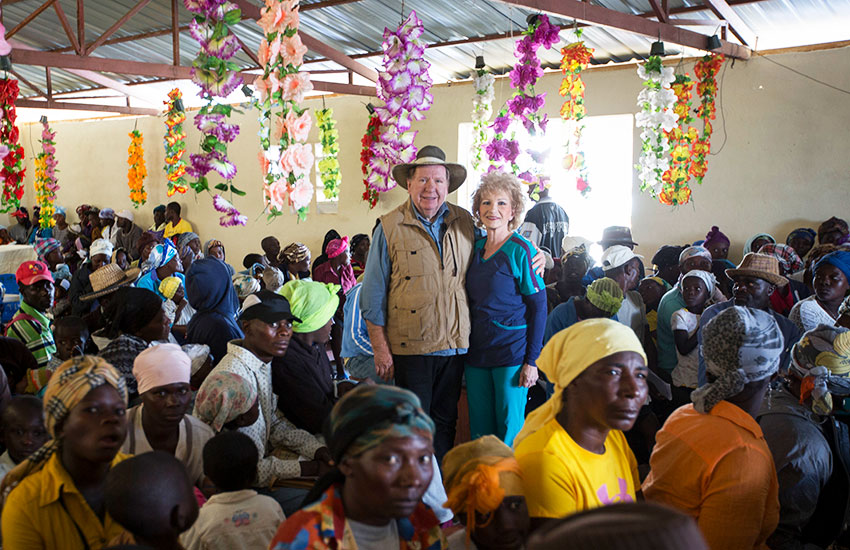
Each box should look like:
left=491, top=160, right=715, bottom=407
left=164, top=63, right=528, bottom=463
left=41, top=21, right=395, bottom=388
left=470, top=70, right=495, bottom=171
left=635, top=58, right=677, bottom=197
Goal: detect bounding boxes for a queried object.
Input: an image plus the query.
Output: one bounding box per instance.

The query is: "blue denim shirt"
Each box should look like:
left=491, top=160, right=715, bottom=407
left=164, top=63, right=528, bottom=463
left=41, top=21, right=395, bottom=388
left=359, top=200, right=467, bottom=356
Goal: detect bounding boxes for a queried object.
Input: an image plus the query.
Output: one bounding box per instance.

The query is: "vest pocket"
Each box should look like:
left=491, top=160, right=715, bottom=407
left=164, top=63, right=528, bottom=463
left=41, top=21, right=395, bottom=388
left=396, top=241, right=432, bottom=276
left=394, top=291, right=430, bottom=341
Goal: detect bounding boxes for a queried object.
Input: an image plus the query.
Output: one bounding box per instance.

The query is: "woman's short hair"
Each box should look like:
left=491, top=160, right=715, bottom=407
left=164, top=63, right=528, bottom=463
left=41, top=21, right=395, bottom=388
left=471, top=171, right=526, bottom=231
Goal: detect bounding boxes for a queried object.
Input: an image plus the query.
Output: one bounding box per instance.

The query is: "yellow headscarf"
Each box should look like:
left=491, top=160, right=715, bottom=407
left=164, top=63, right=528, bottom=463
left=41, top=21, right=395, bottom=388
left=443, top=435, right=524, bottom=545
left=513, top=318, right=646, bottom=447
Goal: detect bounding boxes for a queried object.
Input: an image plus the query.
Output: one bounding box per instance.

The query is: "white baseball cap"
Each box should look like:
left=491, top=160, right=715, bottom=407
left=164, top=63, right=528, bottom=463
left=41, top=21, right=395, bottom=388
left=116, top=209, right=134, bottom=222
left=601, top=245, right=644, bottom=270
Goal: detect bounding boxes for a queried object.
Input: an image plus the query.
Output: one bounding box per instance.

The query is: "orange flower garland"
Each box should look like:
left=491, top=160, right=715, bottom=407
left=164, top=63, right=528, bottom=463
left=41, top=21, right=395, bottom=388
left=127, top=130, right=147, bottom=207
left=690, top=53, right=725, bottom=185
left=558, top=37, right=593, bottom=196
left=163, top=88, right=188, bottom=196
left=659, top=74, right=697, bottom=206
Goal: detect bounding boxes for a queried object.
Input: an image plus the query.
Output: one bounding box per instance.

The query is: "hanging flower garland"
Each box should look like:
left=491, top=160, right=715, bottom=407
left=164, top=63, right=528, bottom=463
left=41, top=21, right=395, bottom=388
left=316, top=108, right=341, bottom=200
left=487, top=14, right=559, bottom=188
left=255, top=0, right=314, bottom=220
left=34, top=120, right=59, bottom=228
left=361, top=112, right=381, bottom=208
left=659, top=74, right=697, bottom=206
left=690, top=53, right=725, bottom=185
left=366, top=11, right=433, bottom=193
left=163, top=88, right=188, bottom=197
left=559, top=33, right=593, bottom=196
left=185, top=0, right=245, bottom=226
left=0, top=78, right=24, bottom=212
left=470, top=69, right=495, bottom=172
left=213, top=193, right=247, bottom=227
left=635, top=55, right=677, bottom=199
left=127, top=130, right=147, bottom=208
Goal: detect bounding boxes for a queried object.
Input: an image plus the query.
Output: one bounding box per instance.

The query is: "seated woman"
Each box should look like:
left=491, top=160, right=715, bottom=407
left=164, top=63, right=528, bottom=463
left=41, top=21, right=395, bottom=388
left=68, top=237, right=113, bottom=318
left=133, top=230, right=163, bottom=269
left=281, top=242, right=311, bottom=281
left=1, top=356, right=129, bottom=550
left=643, top=306, right=781, bottom=550
left=547, top=237, right=592, bottom=312
left=543, top=277, right=623, bottom=345
left=136, top=240, right=184, bottom=301
left=790, top=250, right=850, bottom=332
left=178, top=232, right=203, bottom=273
left=514, top=318, right=647, bottom=526
left=350, top=233, right=370, bottom=280
left=702, top=226, right=730, bottom=261
left=637, top=276, right=670, bottom=345
left=465, top=171, right=546, bottom=446
left=759, top=324, right=850, bottom=550
left=186, top=258, right=244, bottom=366
left=99, top=287, right=171, bottom=401
left=194, top=371, right=259, bottom=433
left=759, top=243, right=809, bottom=316
left=743, top=233, right=775, bottom=256
left=203, top=239, right=235, bottom=277
left=273, top=279, right=352, bottom=434
left=443, top=435, right=529, bottom=550
left=786, top=228, right=817, bottom=261
left=269, top=385, right=446, bottom=549
left=121, top=344, right=214, bottom=487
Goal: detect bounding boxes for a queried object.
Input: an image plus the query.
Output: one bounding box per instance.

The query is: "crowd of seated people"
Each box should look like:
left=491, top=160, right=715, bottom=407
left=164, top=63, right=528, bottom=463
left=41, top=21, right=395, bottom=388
left=0, top=146, right=849, bottom=549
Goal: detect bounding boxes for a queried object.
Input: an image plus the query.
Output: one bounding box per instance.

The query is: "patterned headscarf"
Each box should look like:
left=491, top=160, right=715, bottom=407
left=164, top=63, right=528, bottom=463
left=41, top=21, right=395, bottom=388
left=194, top=371, right=258, bottom=432
left=177, top=232, right=201, bottom=260
left=818, top=217, right=849, bottom=243
left=514, top=319, right=646, bottom=446
left=560, top=236, right=592, bottom=263
left=142, top=240, right=178, bottom=275
left=203, top=239, right=224, bottom=257
left=790, top=325, right=850, bottom=415
left=682, top=270, right=717, bottom=296
left=758, top=243, right=804, bottom=276
left=0, top=356, right=127, bottom=499
left=743, top=233, right=776, bottom=255
left=279, top=280, right=340, bottom=333
left=678, top=246, right=712, bottom=265
left=34, top=238, right=61, bottom=262
left=585, top=277, right=624, bottom=316
left=262, top=266, right=286, bottom=293
left=442, top=435, right=523, bottom=543
left=787, top=228, right=816, bottom=245
left=691, top=306, right=783, bottom=413
left=283, top=242, right=310, bottom=263
left=644, top=276, right=672, bottom=292
left=232, top=273, right=261, bottom=300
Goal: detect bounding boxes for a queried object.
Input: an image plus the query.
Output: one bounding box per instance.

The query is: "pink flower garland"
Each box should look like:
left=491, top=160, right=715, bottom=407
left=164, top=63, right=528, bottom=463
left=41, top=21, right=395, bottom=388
left=34, top=120, right=59, bottom=228
left=256, top=0, right=314, bottom=220
left=184, top=0, right=245, bottom=227
left=366, top=11, right=433, bottom=192
left=487, top=15, right=559, bottom=184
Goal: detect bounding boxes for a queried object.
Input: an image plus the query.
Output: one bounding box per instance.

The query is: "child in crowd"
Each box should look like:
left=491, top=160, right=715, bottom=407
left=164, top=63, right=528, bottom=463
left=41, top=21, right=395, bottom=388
left=105, top=451, right=199, bottom=550
left=637, top=276, right=669, bottom=345
left=671, top=270, right=716, bottom=406
left=47, top=315, right=90, bottom=371
left=0, top=396, right=48, bottom=483
left=181, top=431, right=284, bottom=550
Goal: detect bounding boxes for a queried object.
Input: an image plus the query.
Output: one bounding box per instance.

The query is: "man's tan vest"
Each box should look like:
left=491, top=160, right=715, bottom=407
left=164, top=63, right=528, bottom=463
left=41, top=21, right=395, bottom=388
left=381, top=201, right=475, bottom=355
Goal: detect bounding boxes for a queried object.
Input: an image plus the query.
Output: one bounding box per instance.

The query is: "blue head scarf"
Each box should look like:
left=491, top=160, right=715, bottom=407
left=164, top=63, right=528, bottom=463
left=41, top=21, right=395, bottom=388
left=142, top=240, right=178, bottom=276
left=814, top=251, right=850, bottom=282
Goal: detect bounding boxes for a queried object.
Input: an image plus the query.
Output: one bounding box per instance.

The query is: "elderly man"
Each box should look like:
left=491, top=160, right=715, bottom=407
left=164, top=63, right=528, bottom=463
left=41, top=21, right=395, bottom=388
left=697, top=253, right=802, bottom=386
left=115, top=209, right=144, bottom=260
left=360, top=145, right=543, bottom=461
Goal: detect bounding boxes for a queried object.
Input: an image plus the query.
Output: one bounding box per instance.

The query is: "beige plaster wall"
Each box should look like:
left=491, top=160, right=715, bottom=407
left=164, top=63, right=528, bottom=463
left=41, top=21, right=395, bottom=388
left=6, top=45, right=850, bottom=266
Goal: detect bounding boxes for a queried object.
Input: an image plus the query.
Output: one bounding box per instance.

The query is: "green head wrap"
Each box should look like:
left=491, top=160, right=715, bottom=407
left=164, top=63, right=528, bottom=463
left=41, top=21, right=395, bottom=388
left=585, top=277, right=624, bottom=316
left=278, top=279, right=340, bottom=333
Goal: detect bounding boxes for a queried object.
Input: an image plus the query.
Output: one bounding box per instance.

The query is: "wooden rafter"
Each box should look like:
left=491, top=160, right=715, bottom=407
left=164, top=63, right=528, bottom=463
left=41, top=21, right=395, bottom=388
left=10, top=69, right=46, bottom=97
left=50, top=25, right=193, bottom=53
left=77, top=0, right=85, bottom=51
left=234, top=35, right=261, bottom=67
left=230, top=0, right=379, bottom=82
left=493, top=0, right=750, bottom=59
left=171, top=0, right=180, bottom=65
left=648, top=0, right=668, bottom=23
left=6, top=0, right=56, bottom=39
left=702, top=0, right=756, bottom=46
left=85, top=0, right=154, bottom=55
left=53, top=2, right=81, bottom=55
left=17, top=99, right=159, bottom=116
left=301, top=0, right=363, bottom=11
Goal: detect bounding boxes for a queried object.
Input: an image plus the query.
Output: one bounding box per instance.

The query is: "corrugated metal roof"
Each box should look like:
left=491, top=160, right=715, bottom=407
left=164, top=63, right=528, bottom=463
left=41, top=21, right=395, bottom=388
left=6, top=0, right=850, bottom=102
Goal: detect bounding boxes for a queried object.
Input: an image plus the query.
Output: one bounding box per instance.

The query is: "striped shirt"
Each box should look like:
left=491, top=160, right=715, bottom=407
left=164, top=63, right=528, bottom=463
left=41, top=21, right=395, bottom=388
left=5, top=301, right=55, bottom=367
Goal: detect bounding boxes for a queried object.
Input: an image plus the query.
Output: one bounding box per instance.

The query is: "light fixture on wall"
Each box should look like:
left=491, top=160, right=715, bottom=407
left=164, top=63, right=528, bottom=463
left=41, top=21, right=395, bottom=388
left=475, top=55, right=485, bottom=69
left=39, top=115, right=47, bottom=124
left=707, top=34, right=722, bottom=51
left=0, top=55, right=11, bottom=72
left=649, top=40, right=666, bottom=57
left=365, top=103, right=375, bottom=114
left=241, top=84, right=253, bottom=97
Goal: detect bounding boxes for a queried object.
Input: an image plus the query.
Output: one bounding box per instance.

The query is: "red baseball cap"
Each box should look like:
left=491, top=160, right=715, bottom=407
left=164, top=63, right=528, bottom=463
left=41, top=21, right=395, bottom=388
left=15, top=261, right=55, bottom=286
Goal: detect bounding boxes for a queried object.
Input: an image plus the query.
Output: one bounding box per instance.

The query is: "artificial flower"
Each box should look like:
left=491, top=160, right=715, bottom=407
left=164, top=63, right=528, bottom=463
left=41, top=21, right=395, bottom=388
left=126, top=130, right=146, bottom=208
left=361, top=113, right=380, bottom=208
left=635, top=55, right=678, bottom=199
left=316, top=107, right=342, bottom=199
left=470, top=69, right=495, bottom=171
left=284, top=109, right=312, bottom=143
left=0, top=78, right=24, bottom=212
left=163, top=88, right=189, bottom=197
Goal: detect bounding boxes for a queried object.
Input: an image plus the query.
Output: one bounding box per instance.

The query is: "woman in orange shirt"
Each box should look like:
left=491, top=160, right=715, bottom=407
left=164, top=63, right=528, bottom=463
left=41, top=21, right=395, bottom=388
left=643, top=306, right=782, bottom=550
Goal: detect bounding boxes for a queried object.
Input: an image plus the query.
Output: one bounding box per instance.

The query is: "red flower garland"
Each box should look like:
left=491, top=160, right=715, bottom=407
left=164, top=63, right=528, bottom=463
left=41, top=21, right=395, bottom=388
left=361, top=113, right=381, bottom=208
left=0, top=78, right=25, bottom=212
left=690, top=53, right=724, bottom=185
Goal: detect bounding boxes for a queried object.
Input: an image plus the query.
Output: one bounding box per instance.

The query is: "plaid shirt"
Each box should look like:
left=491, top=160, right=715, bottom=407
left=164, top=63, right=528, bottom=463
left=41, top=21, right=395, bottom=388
left=4, top=301, right=55, bottom=367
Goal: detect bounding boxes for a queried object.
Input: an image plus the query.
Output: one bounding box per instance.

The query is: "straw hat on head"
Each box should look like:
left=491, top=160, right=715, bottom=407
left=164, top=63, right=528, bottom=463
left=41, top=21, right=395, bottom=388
left=80, top=264, right=141, bottom=301
left=391, top=145, right=467, bottom=193
left=725, top=252, right=787, bottom=287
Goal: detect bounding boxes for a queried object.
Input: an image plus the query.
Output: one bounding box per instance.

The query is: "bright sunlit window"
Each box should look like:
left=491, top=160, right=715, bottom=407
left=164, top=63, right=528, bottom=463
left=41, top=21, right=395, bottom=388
left=457, top=114, right=634, bottom=261
left=313, top=142, right=338, bottom=214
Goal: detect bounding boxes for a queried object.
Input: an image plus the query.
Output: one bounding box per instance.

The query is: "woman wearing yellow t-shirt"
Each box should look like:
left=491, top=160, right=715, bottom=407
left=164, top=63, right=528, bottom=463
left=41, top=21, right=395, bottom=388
left=513, top=318, right=648, bottom=528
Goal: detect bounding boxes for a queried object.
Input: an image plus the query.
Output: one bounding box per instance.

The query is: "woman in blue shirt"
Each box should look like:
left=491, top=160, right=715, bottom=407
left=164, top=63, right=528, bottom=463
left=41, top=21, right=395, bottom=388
left=465, top=171, right=547, bottom=446
left=136, top=240, right=184, bottom=300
